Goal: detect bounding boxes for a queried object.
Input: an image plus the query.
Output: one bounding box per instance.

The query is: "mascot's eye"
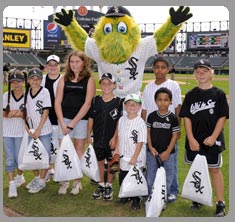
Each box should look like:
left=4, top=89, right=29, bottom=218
left=104, top=23, right=113, bottom=34
left=117, top=22, right=127, bottom=33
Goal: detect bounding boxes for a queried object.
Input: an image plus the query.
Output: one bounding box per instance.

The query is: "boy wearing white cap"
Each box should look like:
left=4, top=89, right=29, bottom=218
left=41, top=54, right=62, bottom=180
left=114, top=93, right=147, bottom=210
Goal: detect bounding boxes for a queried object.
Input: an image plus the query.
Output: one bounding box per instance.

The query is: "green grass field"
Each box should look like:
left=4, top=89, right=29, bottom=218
left=2, top=73, right=229, bottom=217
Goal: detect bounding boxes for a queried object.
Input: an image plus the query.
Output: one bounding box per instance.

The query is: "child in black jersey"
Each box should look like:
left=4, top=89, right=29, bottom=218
left=87, top=73, right=123, bottom=201
left=146, top=87, right=180, bottom=204
left=179, top=59, right=229, bottom=217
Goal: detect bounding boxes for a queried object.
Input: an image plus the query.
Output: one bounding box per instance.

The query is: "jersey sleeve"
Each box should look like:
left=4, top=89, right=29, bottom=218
left=217, top=89, right=229, bottom=119
left=179, top=92, right=191, bottom=118
left=43, top=88, right=52, bottom=109
left=137, top=118, right=147, bottom=143
left=3, top=92, right=8, bottom=110
left=171, top=114, right=180, bottom=134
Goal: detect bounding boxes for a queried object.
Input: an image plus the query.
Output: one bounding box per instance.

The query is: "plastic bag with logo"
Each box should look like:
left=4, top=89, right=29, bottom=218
left=21, top=136, right=49, bottom=170
left=50, top=125, right=59, bottom=164
left=145, top=156, right=167, bottom=217
left=54, top=134, right=83, bottom=182
left=181, top=154, right=212, bottom=206
left=18, top=130, right=29, bottom=170
left=118, top=164, right=148, bottom=198
left=81, top=144, right=100, bottom=182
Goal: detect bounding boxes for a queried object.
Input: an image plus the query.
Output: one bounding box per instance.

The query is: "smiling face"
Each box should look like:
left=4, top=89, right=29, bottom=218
left=94, top=16, right=141, bottom=64
left=69, top=55, right=84, bottom=75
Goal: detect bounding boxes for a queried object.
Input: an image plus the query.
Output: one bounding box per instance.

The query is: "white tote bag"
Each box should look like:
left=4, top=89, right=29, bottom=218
left=21, top=138, right=49, bottom=170
left=18, top=130, right=29, bottom=170
left=50, top=125, right=59, bottom=164
left=145, top=167, right=167, bottom=217
left=81, top=144, right=100, bottom=182
left=54, top=135, right=83, bottom=182
left=181, top=154, right=213, bottom=206
left=118, top=165, right=148, bottom=198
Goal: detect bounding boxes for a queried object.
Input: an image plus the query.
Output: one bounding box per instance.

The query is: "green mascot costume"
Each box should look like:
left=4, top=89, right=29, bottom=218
left=55, top=6, right=192, bottom=98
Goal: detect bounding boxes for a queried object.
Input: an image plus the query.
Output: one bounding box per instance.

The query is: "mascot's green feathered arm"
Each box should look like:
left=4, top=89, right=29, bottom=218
left=155, top=6, right=193, bottom=52
left=54, top=9, right=88, bottom=51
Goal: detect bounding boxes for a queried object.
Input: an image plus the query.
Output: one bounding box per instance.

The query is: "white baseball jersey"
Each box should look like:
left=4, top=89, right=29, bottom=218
left=85, top=35, right=157, bottom=98
left=41, top=74, right=62, bottom=95
left=118, top=115, right=147, bottom=171
left=142, top=79, right=182, bottom=118
left=26, top=87, right=52, bottom=135
left=3, top=92, right=25, bottom=137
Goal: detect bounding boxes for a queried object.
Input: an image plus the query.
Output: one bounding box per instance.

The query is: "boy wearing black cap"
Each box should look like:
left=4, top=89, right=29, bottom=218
left=180, top=59, right=229, bottom=217
left=87, top=73, right=123, bottom=201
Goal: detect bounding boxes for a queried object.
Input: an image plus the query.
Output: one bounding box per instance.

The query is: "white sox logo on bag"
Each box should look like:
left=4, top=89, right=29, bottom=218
left=131, top=165, right=143, bottom=184
left=50, top=138, right=57, bottom=155
left=29, top=140, right=42, bottom=160
left=190, top=170, right=204, bottom=194
left=84, top=147, right=92, bottom=168
left=62, top=150, right=72, bottom=169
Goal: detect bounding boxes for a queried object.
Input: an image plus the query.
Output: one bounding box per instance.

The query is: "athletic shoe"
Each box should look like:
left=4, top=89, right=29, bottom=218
left=190, top=201, right=202, bottom=209
left=119, top=198, right=130, bottom=204
left=14, top=174, right=25, bottom=187
left=215, top=201, right=226, bottom=217
left=28, top=180, right=46, bottom=193
left=131, top=198, right=141, bottom=210
left=167, top=194, right=177, bottom=203
left=93, top=185, right=105, bottom=199
left=70, top=182, right=82, bottom=195
left=103, top=186, right=113, bottom=201
left=26, top=177, right=39, bottom=190
left=8, top=182, right=17, bottom=198
left=58, top=181, right=70, bottom=195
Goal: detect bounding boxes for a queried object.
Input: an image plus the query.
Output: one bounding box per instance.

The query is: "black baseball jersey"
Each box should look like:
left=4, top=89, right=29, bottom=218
left=146, top=110, right=180, bottom=154
left=89, top=95, right=123, bottom=149
left=180, top=86, right=229, bottom=153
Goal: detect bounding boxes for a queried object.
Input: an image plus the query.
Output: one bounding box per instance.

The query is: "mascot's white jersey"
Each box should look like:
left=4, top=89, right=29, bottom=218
left=85, top=35, right=157, bottom=98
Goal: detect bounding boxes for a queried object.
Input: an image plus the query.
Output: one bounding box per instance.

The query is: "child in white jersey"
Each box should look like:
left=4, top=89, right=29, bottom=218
left=23, top=68, right=52, bottom=193
left=114, top=93, right=147, bottom=210
left=3, top=70, right=26, bottom=198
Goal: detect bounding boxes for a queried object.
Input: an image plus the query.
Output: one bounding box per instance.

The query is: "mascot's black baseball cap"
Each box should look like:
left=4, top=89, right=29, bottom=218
left=105, top=6, right=131, bottom=17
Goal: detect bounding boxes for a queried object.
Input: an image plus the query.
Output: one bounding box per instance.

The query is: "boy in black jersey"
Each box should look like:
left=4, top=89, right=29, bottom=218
left=146, top=87, right=180, bottom=204
left=88, top=73, right=123, bottom=201
left=180, top=59, right=229, bottom=217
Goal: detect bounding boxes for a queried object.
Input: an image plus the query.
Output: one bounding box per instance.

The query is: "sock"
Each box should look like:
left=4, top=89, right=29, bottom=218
left=99, top=182, right=105, bottom=187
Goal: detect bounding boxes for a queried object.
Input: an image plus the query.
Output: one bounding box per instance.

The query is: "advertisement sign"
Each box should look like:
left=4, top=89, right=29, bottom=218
left=43, top=21, right=61, bottom=49
left=3, top=28, right=31, bottom=48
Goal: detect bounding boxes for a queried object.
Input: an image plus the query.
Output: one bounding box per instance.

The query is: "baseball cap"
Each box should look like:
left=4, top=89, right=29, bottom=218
left=47, top=54, right=60, bottom=63
left=105, top=6, right=131, bottom=17
left=194, top=59, right=212, bottom=70
left=124, top=93, right=142, bottom=104
left=28, top=68, right=43, bottom=79
left=99, top=73, right=116, bottom=83
left=9, top=71, right=25, bottom=83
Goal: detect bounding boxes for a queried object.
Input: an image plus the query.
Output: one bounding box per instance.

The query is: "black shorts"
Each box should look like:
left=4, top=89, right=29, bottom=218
left=185, top=149, right=223, bottom=168
left=94, top=146, right=113, bottom=162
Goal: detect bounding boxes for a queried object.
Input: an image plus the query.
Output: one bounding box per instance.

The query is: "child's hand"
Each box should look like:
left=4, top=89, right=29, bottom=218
left=189, top=137, right=200, bottom=151
left=203, top=136, right=216, bottom=147
left=109, top=137, right=116, bottom=150
left=159, top=150, right=170, bottom=161
left=149, top=147, right=158, bottom=157
left=87, top=136, right=92, bottom=145
left=129, top=157, right=137, bottom=165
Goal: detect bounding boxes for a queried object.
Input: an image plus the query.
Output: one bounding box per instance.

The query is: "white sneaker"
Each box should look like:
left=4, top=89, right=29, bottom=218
left=70, top=181, right=82, bottom=195
left=8, top=182, right=17, bottom=198
left=26, top=177, right=39, bottom=190
left=14, top=174, right=25, bottom=187
left=167, top=194, right=177, bottom=203
left=28, top=180, right=46, bottom=193
left=58, top=181, right=70, bottom=195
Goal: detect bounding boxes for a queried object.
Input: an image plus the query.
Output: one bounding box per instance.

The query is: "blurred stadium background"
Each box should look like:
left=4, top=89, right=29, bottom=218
left=3, top=6, right=229, bottom=75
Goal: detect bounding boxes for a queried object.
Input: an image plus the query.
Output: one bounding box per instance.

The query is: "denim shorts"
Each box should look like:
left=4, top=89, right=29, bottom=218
left=58, top=118, right=88, bottom=140
left=4, top=137, right=23, bottom=172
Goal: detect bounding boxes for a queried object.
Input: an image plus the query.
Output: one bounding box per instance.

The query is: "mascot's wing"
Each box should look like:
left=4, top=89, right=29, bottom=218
left=154, top=6, right=193, bottom=53
left=54, top=9, right=88, bottom=51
